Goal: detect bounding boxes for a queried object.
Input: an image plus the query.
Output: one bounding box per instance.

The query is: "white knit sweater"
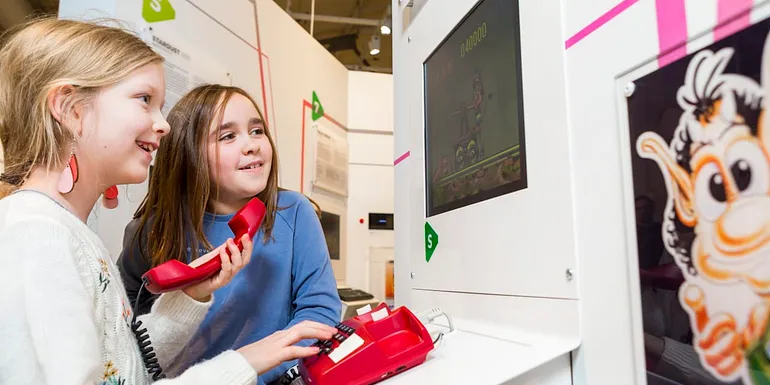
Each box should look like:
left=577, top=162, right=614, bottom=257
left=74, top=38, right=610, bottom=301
left=0, top=191, right=258, bottom=385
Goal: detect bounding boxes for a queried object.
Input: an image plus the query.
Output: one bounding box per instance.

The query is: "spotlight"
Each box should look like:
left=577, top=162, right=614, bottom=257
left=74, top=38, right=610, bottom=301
left=380, top=16, right=391, bottom=35
left=369, top=35, right=381, bottom=55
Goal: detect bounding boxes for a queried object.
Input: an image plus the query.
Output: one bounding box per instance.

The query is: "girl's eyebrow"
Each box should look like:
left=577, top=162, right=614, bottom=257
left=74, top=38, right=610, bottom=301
left=219, top=117, right=263, bottom=130
left=218, top=117, right=264, bottom=131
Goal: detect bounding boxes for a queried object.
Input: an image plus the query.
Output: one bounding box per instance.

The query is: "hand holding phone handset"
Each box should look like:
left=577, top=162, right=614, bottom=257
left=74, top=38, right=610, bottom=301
left=142, top=197, right=268, bottom=294
left=132, top=197, right=265, bottom=380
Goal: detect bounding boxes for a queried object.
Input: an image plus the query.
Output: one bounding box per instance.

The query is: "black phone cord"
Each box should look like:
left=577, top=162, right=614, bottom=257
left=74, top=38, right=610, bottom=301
left=131, top=282, right=166, bottom=381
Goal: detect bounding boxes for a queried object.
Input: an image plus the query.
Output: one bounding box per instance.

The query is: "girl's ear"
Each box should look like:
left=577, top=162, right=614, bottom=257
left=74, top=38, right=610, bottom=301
left=47, top=85, right=83, bottom=136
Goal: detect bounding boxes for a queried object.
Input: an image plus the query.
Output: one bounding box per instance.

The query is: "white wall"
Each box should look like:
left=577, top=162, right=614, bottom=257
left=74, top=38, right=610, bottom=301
left=254, top=0, right=349, bottom=192
left=254, top=0, right=351, bottom=284
left=394, top=0, right=769, bottom=384
left=393, top=0, right=577, bottom=381
left=563, top=2, right=659, bottom=382
left=346, top=71, right=395, bottom=295
left=392, top=0, right=579, bottom=318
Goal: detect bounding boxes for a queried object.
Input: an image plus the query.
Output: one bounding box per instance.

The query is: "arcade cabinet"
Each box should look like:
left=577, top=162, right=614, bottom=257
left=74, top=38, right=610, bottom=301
left=391, top=0, right=579, bottom=383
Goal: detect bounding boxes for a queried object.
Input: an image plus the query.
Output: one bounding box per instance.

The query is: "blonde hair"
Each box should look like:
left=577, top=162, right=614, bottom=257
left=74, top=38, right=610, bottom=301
left=0, top=17, right=163, bottom=197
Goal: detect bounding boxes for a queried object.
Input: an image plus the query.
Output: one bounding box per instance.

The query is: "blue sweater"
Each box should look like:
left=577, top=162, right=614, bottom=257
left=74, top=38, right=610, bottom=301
left=118, top=191, right=341, bottom=384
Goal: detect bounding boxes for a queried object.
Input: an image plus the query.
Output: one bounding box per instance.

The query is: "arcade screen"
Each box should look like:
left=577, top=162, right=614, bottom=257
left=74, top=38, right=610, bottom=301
left=423, top=0, right=527, bottom=217
left=320, top=211, right=340, bottom=260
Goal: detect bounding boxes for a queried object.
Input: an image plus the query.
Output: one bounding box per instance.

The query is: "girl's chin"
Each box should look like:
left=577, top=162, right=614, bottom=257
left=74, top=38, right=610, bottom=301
left=117, top=169, right=149, bottom=186
left=230, top=181, right=268, bottom=196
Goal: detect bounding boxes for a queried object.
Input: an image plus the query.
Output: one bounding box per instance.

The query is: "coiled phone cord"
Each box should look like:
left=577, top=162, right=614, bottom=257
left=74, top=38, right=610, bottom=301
left=416, top=307, right=454, bottom=349
left=131, top=283, right=166, bottom=381
left=277, top=364, right=301, bottom=385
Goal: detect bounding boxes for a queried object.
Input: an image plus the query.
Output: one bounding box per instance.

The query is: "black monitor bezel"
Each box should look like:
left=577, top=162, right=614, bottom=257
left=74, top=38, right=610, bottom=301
left=320, top=210, right=341, bottom=260
left=422, top=0, right=528, bottom=217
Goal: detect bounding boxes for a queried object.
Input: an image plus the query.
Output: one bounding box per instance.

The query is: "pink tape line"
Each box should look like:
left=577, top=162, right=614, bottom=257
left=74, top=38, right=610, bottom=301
left=715, top=0, right=753, bottom=42
left=394, top=151, right=411, bottom=166
left=655, top=0, right=688, bottom=67
left=565, top=0, right=639, bottom=49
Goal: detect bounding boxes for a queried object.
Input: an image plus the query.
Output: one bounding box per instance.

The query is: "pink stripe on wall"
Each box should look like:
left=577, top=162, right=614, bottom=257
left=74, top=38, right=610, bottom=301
left=394, top=151, right=411, bottom=166
left=565, top=0, right=639, bottom=49
left=715, top=0, right=753, bottom=42
left=655, top=0, right=688, bottom=67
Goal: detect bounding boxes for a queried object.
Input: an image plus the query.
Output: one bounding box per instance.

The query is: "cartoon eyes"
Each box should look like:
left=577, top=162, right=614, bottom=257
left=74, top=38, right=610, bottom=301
left=708, top=173, right=727, bottom=203
left=696, top=163, right=726, bottom=221
left=726, top=140, right=768, bottom=198
left=695, top=141, right=769, bottom=221
left=731, top=160, right=751, bottom=192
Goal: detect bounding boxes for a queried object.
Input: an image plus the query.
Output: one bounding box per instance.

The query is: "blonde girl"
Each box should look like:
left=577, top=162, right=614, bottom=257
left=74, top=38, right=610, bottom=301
left=0, top=18, right=334, bottom=385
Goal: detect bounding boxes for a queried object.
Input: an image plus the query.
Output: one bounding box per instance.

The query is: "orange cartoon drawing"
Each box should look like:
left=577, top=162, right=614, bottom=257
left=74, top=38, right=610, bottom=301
left=636, top=31, right=770, bottom=383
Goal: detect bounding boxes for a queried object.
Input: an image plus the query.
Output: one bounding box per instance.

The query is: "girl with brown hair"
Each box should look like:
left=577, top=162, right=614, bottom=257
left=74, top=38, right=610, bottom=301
left=117, top=84, right=341, bottom=384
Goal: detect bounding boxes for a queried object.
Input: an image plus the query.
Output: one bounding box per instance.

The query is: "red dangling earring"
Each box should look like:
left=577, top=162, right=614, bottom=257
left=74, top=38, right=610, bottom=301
left=57, top=153, right=78, bottom=194
left=102, top=185, right=119, bottom=209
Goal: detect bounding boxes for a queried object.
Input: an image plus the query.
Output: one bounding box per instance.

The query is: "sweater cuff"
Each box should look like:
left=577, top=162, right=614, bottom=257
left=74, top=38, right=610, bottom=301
left=151, top=290, right=213, bottom=326
left=198, top=350, right=257, bottom=384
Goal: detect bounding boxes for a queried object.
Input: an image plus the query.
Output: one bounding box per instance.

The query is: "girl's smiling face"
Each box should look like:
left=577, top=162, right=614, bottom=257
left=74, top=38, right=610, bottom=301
left=207, top=93, right=273, bottom=212
left=79, top=63, right=169, bottom=187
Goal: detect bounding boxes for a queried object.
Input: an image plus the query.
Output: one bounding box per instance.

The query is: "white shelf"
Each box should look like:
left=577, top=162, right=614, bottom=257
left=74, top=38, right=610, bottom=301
left=379, top=318, right=580, bottom=385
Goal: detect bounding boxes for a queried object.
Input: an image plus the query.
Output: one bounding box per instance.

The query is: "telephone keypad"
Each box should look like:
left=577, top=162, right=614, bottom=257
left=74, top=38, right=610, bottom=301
left=314, top=323, right=358, bottom=356
left=335, top=323, right=355, bottom=335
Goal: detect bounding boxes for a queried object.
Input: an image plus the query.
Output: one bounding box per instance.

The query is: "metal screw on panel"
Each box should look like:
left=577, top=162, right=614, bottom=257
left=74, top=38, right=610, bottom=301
left=565, top=269, right=574, bottom=282
left=624, top=82, right=636, bottom=97
left=410, top=272, right=416, bottom=279
left=408, top=36, right=412, bottom=43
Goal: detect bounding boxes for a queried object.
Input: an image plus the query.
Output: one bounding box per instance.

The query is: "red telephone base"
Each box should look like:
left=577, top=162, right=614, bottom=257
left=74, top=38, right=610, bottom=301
left=299, top=303, right=434, bottom=385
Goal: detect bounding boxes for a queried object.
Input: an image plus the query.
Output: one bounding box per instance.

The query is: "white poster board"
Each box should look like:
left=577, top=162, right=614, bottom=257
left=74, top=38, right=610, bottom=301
left=313, top=123, right=349, bottom=197
left=145, top=29, right=232, bottom=116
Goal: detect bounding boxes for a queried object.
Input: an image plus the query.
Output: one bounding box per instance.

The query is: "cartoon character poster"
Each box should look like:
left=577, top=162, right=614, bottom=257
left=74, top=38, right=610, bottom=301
left=627, top=18, right=770, bottom=385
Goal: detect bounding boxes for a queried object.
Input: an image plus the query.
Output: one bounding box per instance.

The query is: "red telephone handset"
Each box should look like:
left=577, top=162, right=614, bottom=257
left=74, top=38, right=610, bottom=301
left=142, top=197, right=267, bottom=294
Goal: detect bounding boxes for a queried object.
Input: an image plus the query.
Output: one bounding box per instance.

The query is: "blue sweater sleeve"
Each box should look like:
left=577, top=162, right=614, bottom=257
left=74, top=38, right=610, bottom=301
left=261, top=196, right=342, bottom=384
left=287, top=198, right=342, bottom=329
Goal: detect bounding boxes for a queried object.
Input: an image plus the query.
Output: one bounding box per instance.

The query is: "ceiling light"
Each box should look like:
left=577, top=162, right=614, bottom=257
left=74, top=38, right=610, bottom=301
left=380, top=16, right=392, bottom=35
left=369, top=35, right=381, bottom=55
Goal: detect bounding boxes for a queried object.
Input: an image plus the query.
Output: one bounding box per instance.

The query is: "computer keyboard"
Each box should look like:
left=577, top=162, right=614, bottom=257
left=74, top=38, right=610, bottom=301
left=337, top=288, right=374, bottom=302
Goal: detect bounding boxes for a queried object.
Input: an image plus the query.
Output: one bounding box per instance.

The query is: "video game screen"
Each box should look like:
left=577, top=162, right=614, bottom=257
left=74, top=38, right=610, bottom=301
left=423, top=0, right=527, bottom=217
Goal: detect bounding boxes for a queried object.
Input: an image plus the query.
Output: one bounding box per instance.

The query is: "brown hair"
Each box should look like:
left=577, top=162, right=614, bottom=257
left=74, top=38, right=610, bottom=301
left=0, top=17, right=163, bottom=197
left=134, top=84, right=281, bottom=267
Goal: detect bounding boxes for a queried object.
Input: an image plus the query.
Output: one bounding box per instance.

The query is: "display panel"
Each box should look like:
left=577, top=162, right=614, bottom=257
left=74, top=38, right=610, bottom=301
left=320, top=211, right=340, bottom=260
left=625, top=17, right=770, bottom=385
left=423, top=0, right=527, bottom=217
left=368, top=213, right=394, bottom=230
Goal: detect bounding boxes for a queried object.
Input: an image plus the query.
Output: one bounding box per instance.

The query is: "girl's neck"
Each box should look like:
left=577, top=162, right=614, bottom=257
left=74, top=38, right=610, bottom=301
left=21, top=166, right=102, bottom=222
left=206, top=195, right=252, bottom=216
